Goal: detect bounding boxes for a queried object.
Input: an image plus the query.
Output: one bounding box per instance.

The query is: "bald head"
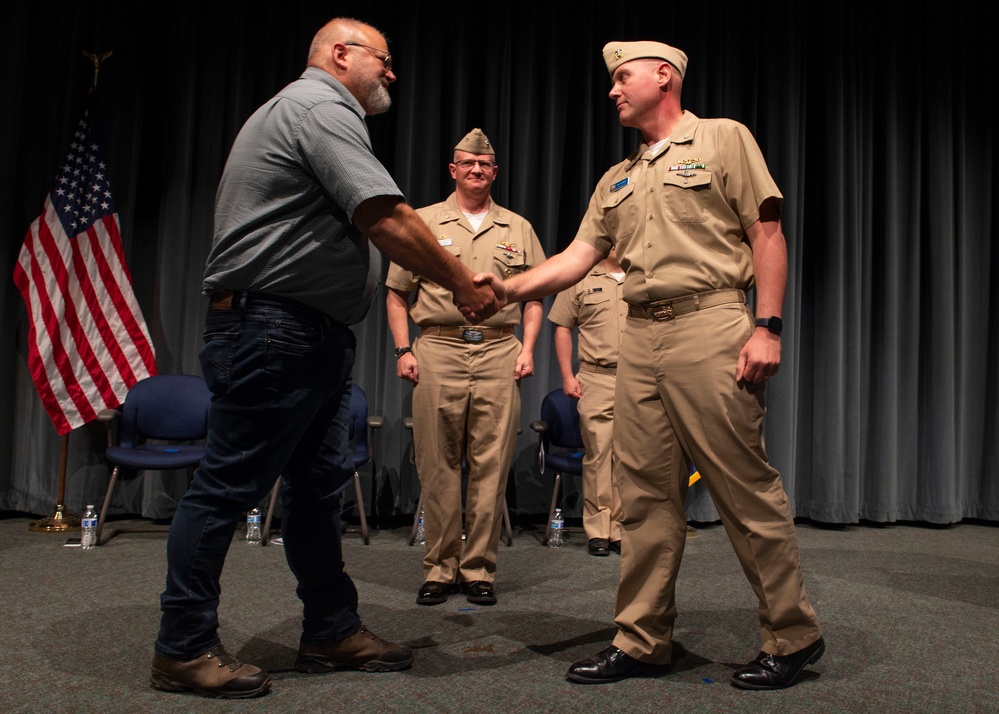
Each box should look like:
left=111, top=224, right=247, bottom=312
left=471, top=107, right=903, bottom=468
left=308, top=17, right=385, bottom=69
left=306, top=17, right=395, bottom=115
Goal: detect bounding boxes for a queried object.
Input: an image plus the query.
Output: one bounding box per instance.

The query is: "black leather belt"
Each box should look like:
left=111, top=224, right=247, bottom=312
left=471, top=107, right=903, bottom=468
left=579, top=363, right=617, bottom=376
left=628, top=289, right=746, bottom=322
left=421, top=325, right=515, bottom=343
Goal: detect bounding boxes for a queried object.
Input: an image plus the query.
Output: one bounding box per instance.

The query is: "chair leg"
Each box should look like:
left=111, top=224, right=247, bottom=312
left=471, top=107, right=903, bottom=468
left=352, top=472, right=369, bottom=545
left=541, top=472, right=562, bottom=546
left=261, top=476, right=281, bottom=546
left=408, top=490, right=425, bottom=546
left=501, top=498, right=514, bottom=546
left=96, top=465, right=121, bottom=546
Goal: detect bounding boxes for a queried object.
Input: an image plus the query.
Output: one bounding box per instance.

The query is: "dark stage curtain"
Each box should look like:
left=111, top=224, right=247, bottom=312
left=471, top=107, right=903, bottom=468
left=1, top=1, right=995, bottom=524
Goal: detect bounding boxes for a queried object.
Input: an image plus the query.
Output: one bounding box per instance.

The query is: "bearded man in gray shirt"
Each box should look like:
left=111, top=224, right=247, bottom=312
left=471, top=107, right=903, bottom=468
left=150, top=17, right=499, bottom=699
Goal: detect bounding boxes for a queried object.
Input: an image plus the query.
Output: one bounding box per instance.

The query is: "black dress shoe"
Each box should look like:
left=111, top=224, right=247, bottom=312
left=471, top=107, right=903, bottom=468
left=566, top=646, right=671, bottom=684
left=609, top=540, right=621, bottom=554
left=416, top=581, right=459, bottom=605
left=588, top=538, right=610, bottom=556
left=461, top=580, right=497, bottom=605
left=731, top=637, right=826, bottom=690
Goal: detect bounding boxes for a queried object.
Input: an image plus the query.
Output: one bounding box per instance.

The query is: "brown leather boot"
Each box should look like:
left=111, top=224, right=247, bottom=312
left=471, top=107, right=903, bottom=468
left=150, top=644, right=272, bottom=698
left=296, top=624, right=414, bottom=673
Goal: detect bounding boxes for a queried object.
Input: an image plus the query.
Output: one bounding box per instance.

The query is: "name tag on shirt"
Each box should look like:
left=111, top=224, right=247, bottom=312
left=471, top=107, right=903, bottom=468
left=438, top=237, right=452, bottom=247
left=587, top=287, right=604, bottom=294
left=610, top=177, right=629, bottom=193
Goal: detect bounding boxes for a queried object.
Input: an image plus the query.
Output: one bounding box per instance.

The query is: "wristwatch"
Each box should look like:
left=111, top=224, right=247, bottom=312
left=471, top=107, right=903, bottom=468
left=755, top=316, right=783, bottom=336
left=394, top=346, right=413, bottom=359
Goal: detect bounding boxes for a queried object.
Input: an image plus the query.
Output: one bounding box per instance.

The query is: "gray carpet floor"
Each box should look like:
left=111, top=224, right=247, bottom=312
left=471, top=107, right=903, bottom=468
left=0, top=514, right=996, bottom=713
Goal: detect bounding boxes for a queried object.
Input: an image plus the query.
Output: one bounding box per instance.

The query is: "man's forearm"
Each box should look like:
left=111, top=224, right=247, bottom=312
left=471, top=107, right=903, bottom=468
left=356, top=196, right=474, bottom=295
left=385, top=288, right=412, bottom=348
left=554, top=326, right=576, bottom=381
left=519, top=300, right=543, bottom=352
left=505, top=239, right=604, bottom=303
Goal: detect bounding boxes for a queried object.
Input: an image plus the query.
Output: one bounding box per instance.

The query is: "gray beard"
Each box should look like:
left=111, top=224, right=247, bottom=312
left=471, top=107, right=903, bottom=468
left=366, top=84, right=392, bottom=115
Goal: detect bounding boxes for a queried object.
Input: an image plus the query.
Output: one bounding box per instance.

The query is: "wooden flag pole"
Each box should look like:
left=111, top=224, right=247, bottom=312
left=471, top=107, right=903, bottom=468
left=27, top=51, right=112, bottom=535
left=28, top=433, right=81, bottom=533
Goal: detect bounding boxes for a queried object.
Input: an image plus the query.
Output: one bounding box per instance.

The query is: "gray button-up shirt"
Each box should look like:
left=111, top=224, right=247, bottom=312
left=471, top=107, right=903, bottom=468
left=204, top=67, right=403, bottom=324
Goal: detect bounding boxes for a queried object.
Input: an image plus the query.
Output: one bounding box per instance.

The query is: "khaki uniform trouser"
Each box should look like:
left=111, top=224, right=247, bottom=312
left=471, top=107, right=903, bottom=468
left=577, top=368, right=622, bottom=541
left=412, top=334, right=521, bottom=585
left=611, top=302, right=822, bottom=662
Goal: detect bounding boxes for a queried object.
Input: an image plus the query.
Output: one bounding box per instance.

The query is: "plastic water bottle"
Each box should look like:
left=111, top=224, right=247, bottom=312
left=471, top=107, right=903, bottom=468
left=549, top=508, right=564, bottom=548
left=81, top=504, right=98, bottom=550
left=415, top=507, right=425, bottom=545
left=246, top=507, right=262, bottom=545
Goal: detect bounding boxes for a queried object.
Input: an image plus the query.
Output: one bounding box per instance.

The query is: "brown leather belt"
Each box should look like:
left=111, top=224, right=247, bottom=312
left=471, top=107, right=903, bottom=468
left=421, top=325, right=515, bottom=342
left=628, top=289, right=746, bottom=322
left=210, top=290, right=240, bottom=310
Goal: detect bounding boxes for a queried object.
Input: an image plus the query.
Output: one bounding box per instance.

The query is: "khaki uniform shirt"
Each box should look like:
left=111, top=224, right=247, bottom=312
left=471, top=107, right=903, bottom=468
left=547, top=267, right=626, bottom=370
left=573, top=111, right=782, bottom=303
left=385, top=193, right=546, bottom=326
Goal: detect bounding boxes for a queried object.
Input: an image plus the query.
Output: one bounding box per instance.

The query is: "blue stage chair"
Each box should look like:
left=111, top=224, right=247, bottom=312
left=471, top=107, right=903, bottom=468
left=530, top=388, right=585, bottom=546
left=95, top=374, right=212, bottom=545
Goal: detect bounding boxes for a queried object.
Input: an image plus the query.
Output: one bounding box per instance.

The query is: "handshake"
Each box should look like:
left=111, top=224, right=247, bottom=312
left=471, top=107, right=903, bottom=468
left=453, top=272, right=508, bottom=322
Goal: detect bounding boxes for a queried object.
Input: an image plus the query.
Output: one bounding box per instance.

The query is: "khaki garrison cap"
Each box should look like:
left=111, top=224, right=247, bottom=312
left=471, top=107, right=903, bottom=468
left=454, top=128, right=495, bottom=155
left=602, top=41, right=688, bottom=79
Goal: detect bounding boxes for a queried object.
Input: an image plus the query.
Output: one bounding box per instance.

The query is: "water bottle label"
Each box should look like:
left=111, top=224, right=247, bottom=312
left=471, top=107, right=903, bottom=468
left=82, top=518, right=97, bottom=528
left=248, top=515, right=262, bottom=524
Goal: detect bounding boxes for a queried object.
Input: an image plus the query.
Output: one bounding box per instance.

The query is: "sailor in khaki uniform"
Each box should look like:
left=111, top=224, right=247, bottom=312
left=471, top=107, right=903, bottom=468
left=547, top=248, right=626, bottom=556
left=489, top=42, right=824, bottom=690
left=386, top=129, right=546, bottom=607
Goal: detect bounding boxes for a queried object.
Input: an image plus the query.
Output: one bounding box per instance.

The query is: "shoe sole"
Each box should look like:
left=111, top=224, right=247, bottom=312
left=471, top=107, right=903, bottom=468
left=462, top=585, right=497, bottom=606
left=417, top=585, right=459, bottom=605
left=465, top=596, right=497, bottom=605
left=417, top=596, right=451, bottom=605
left=566, top=664, right=671, bottom=684
left=150, top=673, right=272, bottom=699
left=295, top=655, right=414, bottom=674
left=730, top=640, right=826, bottom=690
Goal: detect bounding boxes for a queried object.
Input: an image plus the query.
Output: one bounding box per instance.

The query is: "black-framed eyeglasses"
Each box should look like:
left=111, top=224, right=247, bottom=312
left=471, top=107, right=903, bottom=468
left=454, top=159, right=496, bottom=171
left=344, top=41, right=392, bottom=71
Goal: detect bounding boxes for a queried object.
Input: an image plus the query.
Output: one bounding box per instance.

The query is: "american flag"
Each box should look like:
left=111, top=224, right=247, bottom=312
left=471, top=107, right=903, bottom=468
left=13, top=108, right=156, bottom=435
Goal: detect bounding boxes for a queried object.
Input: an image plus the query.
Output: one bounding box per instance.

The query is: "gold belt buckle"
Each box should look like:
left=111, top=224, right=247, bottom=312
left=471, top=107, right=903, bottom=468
left=651, top=304, right=675, bottom=321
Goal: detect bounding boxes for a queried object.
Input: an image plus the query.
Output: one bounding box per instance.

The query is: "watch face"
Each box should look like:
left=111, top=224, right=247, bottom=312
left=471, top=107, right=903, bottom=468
left=757, top=317, right=782, bottom=335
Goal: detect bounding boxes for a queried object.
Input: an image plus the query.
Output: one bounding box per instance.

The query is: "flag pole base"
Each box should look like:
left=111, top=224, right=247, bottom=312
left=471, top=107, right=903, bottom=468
left=28, top=504, right=81, bottom=533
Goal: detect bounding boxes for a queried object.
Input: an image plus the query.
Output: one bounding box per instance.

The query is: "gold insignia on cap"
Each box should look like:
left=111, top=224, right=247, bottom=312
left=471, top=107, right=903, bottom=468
left=602, top=40, right=688, bottom=79
left=454, top=128, right=495, bottom=155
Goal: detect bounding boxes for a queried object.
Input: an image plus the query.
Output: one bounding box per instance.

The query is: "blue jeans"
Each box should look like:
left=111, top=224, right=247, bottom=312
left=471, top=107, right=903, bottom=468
left=155, top=292, right=362, bottom=659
